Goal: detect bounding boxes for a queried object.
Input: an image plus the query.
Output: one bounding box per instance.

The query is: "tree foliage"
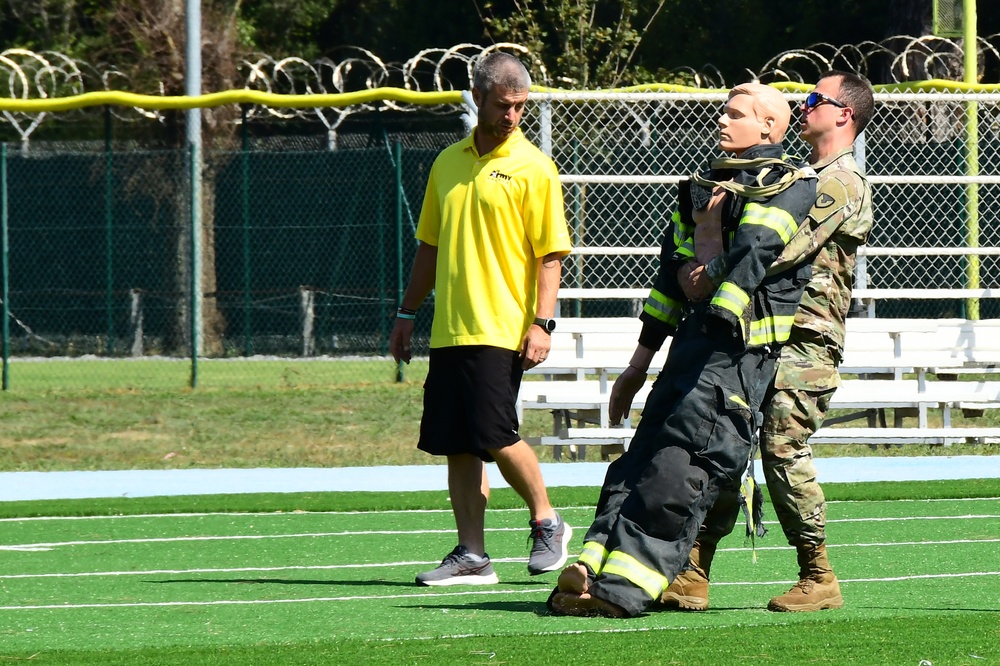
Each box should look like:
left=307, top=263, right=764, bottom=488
left=637, top=0, right=890, bottom=85
left=0, top=0, right=91, bottom=52
left=4, top=0, right=1000, bottom=91
left=476, top=0, right=670, bottom=88
left=235, top=0, right=339, bottom=61
left=1, top=0, right=242, bottom=97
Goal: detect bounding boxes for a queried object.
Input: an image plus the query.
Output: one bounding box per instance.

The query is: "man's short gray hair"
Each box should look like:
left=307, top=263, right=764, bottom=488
left=472, top=52, right=531, bottom=94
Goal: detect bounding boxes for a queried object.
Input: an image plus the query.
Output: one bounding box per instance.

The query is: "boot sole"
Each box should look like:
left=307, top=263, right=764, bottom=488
left=767, top=594, right=844, bottom=612
left=660, top=592, right=709, bottom=612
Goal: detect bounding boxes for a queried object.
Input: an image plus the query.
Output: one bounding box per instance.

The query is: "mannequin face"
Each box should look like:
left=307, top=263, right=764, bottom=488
left=718, top=93, right=771, bottom=155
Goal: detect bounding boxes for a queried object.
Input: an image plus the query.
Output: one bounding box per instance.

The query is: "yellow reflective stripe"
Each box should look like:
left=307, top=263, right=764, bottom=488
left=748, top=314, right=796, bottom=345
left=741, top=202, right=799, bottom=244
left=643, top=289, right=682, bottom=326
left=578, top=541, right=609, bottom=574
left=602, top=550, right=671, bottom=599
left=728, top=394, right=749, bottom=409
left=710, top=281, right=749, bottom=317
left=676, top=238, right=695, bottom=259
left=670, top=211, right=685, bottom=247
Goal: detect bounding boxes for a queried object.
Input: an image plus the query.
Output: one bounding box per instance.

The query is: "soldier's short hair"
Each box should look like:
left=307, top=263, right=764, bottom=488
left=821, top=70, right=876, bottom=135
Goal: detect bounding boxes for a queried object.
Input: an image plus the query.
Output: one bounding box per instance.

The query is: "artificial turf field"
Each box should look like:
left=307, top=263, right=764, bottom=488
left=1, top=479, right=998, bottom=665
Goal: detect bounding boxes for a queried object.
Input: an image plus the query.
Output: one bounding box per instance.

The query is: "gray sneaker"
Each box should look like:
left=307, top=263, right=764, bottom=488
left=527, top=513, right=573, bottom=575
left=415, top=545, right=500, bottom=587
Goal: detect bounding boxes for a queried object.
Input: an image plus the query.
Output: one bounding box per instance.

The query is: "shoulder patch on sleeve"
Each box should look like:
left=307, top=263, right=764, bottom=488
left=809, top=172, right=852, bottom=221
left=825, top=167, right=865, bottom=198
left=815, top=192, right=837, bottom=208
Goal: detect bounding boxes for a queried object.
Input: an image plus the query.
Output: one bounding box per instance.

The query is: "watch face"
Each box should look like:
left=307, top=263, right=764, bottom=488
left=534, top=318, right=555, bottom=332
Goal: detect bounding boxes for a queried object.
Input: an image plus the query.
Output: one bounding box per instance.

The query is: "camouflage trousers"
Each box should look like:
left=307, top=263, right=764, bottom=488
left=699, top=383, right=834, bottom=548
left=758, top=383, right=835, bottom=547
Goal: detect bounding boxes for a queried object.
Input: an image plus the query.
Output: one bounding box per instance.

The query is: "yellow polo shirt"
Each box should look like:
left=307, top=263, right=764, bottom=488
left=416, top=128, right=571, bottom=350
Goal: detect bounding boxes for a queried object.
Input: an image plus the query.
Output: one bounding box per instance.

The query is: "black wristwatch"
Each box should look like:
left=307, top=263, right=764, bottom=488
left=532, top=317, right=557, bottom=334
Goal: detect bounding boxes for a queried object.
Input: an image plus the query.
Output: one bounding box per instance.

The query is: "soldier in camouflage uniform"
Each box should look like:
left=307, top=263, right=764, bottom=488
left=660, top=70, right=876, bottom=613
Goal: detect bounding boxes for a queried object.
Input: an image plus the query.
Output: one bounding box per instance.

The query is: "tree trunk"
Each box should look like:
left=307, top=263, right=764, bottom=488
left=199, top=167, right=226, bottom=356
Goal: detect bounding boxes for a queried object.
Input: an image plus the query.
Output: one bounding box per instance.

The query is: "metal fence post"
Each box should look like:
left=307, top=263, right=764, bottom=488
left=964, top=118, right=980, bottom=320
left=539, top=99, right=552, bottom=157
left=853, top=130, right=872, bottom=317
left=571, top=138, right=583, bottom=318
left=129, top=288, right=144, bottom=356
left=1, top=143, right=8, bottom=390
left=965, top=106, right=980, bottom=320
left=186, top=0, right=202, bottom=384
left=964, top=0, right=980, bottom=321
left=241, top=105, right=252, bottom=355
left=378, top=139, right=387, bottom=358
left=189, top=142, right=201, bottom=387
left=300, top=286, right=315, bottom=356
left=104, top=106, right=115, bottom=354
left=395, top=140, right=405, bottom=383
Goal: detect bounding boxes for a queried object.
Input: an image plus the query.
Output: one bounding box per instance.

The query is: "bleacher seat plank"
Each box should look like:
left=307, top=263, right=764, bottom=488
left=545, top=426, right=1000, bottom=447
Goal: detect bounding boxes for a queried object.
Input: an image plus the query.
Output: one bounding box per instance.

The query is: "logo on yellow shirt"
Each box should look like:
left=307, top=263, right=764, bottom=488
left=489, top=170, right=512, bottom=182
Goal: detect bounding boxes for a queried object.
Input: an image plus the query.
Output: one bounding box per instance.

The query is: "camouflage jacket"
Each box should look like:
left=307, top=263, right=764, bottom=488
left=766, top=147, right=874, bottom=390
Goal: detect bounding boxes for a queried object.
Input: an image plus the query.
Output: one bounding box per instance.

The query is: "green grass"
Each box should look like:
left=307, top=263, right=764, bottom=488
left=0, top=480, right=998, bottom=664
left=1, top=357, right=999, bottom=472
left=0, top=358, right=438, bottom=470
left=2, top=357, right=430, bottom=391
left=2, top=360, right=998, bottom=664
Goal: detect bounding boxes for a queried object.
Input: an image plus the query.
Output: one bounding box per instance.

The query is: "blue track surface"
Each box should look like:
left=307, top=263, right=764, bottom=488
left=1, top=456, right=998, bottom=501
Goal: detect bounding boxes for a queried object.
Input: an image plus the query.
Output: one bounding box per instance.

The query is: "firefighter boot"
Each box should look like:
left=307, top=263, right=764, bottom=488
left=660, top=540, right=716, bottom=611
left=767, top=543, right=843, bottom=612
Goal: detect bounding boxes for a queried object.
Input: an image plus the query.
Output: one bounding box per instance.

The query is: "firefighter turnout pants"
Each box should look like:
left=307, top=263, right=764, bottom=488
left=578, top=315, right=779, bottom=617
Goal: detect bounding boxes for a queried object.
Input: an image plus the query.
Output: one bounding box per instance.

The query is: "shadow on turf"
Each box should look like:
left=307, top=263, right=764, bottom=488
left=404, top=600, right=752, bottom=617
left=865, top=605, right=1000, bottom=613
left=147, top=577, right=410, bottom=587
left=145, top=578, right=548, bottom=588
left=400, top=600, right=547, bottom=614
left=399, top=600, right=705, bottom=617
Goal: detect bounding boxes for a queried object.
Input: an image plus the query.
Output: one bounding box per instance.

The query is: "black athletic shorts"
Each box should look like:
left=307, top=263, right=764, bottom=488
left=417, top=345, right=524, bottom=461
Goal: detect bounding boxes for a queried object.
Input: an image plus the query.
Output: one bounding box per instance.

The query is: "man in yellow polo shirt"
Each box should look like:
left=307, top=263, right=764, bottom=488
left=390, top=52, right=573, bottom=586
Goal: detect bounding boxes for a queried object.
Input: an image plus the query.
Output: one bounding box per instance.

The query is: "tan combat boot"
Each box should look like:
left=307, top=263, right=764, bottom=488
left=767, top=543, right=843, bottom=612
left=660, top=540, right=716, bottom=611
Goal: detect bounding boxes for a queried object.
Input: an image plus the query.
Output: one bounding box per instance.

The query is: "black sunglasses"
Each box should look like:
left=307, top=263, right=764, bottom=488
left=805, top=91, right=847, bottom=109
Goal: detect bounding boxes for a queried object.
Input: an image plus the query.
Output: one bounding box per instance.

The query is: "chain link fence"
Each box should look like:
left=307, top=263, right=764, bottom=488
left=1, top=88, right=998, bottom=389
left=529, top=90, right=1000, bottom=321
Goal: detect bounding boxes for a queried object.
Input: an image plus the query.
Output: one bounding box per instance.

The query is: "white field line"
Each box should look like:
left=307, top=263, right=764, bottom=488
left=2, top=537, right=997, bottom=580
left=1, top=571, right=999, bottom=612
left=0, top=527, right=531, bottom=551
left=828, top=513, right=1000, bottom=523
left=2, top=514, right=998, bottom=552
left=1, top=496, right=997, bottom=523
left=0, top=507, right=568, bottom=523
left=828, top=497, right=1000, bottom=504
left=0, top=587, right=554, bottom=611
